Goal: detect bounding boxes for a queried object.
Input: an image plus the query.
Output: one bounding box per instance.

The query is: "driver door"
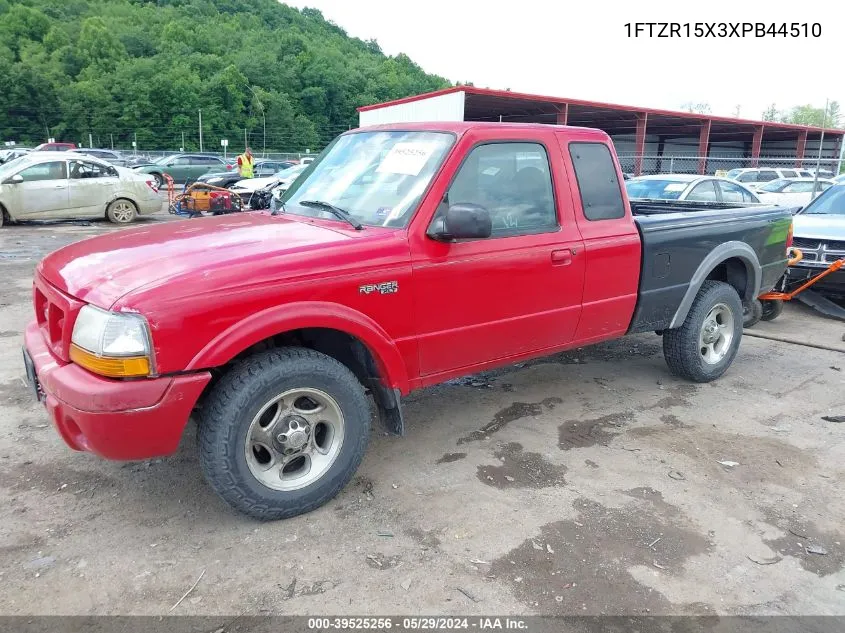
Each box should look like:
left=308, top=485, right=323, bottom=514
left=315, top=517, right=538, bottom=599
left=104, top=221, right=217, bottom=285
left=6, top=161, right=69, bottom=219
left=410, top=134, right=585, bottom=378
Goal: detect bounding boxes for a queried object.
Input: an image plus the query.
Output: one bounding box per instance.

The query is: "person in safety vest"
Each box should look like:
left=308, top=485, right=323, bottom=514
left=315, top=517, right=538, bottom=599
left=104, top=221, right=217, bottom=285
left=237, top=147, right=254, bottom=178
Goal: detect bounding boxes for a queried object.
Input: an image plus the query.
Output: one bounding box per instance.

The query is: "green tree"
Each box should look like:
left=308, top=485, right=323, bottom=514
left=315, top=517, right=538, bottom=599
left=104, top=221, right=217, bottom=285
left=682, top=102, right=711, bottom=115
left=76, top=16, right=126, bottom=72
left=782, top=102, right=842, bottom=128
left=761, top=104, right=781, bottom=122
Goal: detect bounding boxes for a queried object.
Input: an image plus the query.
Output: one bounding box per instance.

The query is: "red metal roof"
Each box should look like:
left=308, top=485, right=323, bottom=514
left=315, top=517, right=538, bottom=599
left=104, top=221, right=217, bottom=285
left=358, top=86, right=844, bottom=136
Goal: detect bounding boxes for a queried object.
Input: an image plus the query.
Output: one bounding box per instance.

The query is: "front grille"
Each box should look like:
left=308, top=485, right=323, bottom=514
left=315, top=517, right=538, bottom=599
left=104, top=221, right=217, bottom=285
left=793, top=237, right=820, bottom=249
left=33, top=276, right=82, bottom=361
left=794, top=236, right=845, bottom=268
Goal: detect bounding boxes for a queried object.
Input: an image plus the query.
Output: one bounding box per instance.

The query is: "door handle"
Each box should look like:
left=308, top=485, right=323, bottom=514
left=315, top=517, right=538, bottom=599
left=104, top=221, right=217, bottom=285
left=551, top=249, right=573, bottom=266
left=54, top=184, right=66, bottom=189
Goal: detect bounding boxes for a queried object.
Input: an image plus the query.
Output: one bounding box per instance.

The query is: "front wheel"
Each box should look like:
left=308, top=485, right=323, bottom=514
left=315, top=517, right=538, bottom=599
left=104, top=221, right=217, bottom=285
left=198, top=347, right=371, bottom=520
left=663, top=280, right=743, bottom=383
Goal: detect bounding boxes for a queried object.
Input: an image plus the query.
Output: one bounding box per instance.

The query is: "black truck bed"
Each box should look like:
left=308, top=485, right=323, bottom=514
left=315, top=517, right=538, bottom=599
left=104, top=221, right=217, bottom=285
left=627, top=203, right=795, bottom=333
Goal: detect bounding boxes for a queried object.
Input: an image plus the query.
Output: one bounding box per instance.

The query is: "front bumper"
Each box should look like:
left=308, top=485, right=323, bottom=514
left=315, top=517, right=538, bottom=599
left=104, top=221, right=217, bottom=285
left=24, top=321, right=211, bottom=460
left=787, top=264, right=845, bottom=295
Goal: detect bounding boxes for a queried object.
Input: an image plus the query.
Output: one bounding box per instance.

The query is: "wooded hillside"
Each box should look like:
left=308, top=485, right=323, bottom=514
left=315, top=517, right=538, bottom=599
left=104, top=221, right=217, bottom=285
left=0, top=0, right=450, bottom=151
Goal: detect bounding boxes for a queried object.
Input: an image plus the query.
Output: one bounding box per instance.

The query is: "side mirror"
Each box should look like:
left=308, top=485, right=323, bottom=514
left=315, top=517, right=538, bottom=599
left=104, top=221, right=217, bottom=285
left=427, top=203, right=492, bottom=241
left=5, top=174, right=24, bottom=185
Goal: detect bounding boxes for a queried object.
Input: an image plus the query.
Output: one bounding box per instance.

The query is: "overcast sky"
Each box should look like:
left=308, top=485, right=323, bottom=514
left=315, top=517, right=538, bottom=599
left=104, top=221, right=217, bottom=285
left=283, top=0, right=842, bottom=122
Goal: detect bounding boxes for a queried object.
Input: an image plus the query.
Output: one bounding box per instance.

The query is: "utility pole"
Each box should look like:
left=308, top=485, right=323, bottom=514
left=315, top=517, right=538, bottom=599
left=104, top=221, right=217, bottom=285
left=181, top=131, right=185, bottom=152
left=110, top=134, right=114, bottom=149
left=812, top=99, right=828, bottom=198
left=244, top=128, right=248, bottom=150
left=133, top=132, right=137, bottom=156
left=198, top=109, right=203, bottom=153
left=88, top=133, right=93, bottom=148
left=262, top=113, right=266, bottom=157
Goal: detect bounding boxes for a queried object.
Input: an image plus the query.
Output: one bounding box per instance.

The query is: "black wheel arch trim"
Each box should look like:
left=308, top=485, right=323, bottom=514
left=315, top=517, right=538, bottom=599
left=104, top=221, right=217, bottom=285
left=669, top=242, right=762, bottom=329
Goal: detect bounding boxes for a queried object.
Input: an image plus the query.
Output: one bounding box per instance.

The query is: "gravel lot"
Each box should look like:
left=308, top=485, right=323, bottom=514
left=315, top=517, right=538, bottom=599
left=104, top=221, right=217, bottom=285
left=0, top=214, right=843, bottom=616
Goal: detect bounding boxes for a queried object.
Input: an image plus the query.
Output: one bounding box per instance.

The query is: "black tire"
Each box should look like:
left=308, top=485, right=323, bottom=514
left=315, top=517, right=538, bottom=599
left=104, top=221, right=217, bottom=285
left=743, top=298, right=763, bottom=328
left=663, top=280, right=743, bottom=383
left=151, top=172, right=163, bottom=189
left=198, top=347, right=371, bottom=520
left=760, top=299, right=784, bottom=322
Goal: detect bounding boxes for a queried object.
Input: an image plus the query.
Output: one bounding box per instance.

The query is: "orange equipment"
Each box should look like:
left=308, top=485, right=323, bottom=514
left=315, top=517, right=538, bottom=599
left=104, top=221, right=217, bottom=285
left=759, top=248, right=845, bottom=302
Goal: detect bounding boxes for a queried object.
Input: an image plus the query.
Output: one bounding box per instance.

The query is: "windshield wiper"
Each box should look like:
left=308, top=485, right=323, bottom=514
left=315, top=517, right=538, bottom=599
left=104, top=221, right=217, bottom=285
left=298, top=200, right=364, bottom=230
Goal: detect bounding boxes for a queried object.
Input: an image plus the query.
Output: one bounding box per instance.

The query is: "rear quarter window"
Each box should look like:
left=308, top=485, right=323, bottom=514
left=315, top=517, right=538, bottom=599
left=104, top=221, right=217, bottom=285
left=568, top=142, right=625, bottom=221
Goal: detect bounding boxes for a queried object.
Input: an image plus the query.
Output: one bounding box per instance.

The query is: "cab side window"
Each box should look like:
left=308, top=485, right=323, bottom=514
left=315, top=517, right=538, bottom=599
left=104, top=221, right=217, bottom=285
left=568, top=142, right=625, bottom=220
left=443, top=142, right=558, bottom=237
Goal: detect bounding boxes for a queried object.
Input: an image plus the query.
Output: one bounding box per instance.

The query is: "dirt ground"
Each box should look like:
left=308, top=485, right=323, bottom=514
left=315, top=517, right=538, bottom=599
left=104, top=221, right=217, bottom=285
left=0, top=215, right=844, bottom=617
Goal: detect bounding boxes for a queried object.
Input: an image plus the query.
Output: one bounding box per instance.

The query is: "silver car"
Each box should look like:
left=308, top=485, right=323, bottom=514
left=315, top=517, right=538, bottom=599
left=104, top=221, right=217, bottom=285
left=625, top=174, right=761, bottom=203
left=0, top=152, right=161, bottom=226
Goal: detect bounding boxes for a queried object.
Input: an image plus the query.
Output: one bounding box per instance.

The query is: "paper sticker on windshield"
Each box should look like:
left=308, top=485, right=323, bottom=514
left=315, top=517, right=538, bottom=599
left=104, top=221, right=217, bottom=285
left=664, top=183, right=687, bottom=192
left=482, top=167, right=501, bottom=176
left=377, top=143, right=436, bottom=176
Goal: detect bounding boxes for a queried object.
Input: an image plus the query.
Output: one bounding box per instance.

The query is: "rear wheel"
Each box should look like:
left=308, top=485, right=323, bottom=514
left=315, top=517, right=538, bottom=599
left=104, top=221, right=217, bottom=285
left=106, top=199, right=137, bottom=224
left=760, top=299, right=784, bottom=322
left=150, top=172, right=164, bottom=189
left=198, top=347, right=371, bottom=520
left=663, top=281, right=743, bottom=382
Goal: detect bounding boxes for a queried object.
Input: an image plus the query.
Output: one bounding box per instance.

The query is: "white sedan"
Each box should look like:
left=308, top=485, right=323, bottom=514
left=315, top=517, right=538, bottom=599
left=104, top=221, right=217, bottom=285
left=625, top=174, right=761, bottom=203
left=0, top=152, right=161, bottom=227
left=228, top=163, right=308, bottom=198
left=755, top=178, right=834, bottom=207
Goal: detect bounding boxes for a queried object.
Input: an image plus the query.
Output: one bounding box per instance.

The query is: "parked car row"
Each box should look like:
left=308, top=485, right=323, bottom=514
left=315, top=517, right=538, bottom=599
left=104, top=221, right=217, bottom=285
left=625, top=175, right=761, bottom=203
left=626, top=173, right=836, bottom=208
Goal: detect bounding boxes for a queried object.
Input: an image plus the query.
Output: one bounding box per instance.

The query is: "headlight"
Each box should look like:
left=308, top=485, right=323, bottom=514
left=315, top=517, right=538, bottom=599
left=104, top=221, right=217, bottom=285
left=70, top=305, right=153, bottom=377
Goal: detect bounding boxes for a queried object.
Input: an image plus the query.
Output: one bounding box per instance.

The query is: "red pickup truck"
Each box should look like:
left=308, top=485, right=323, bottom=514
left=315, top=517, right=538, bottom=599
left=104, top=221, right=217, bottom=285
left=23, top=122, right=793, bottom=520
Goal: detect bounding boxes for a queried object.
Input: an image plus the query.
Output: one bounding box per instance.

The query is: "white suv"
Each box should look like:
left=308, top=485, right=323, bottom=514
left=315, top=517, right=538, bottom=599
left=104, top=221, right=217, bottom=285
left=726, top=167, right=815, bottom=190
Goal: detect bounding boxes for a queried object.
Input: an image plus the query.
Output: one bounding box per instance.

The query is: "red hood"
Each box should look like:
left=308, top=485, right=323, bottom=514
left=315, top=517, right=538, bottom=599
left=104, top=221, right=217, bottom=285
left=38, top=213, right=362, bottom=308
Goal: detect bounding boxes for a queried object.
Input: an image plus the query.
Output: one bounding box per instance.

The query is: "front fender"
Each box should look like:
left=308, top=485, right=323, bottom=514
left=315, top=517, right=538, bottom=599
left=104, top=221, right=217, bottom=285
left=186, top=301, right=410, bottom=393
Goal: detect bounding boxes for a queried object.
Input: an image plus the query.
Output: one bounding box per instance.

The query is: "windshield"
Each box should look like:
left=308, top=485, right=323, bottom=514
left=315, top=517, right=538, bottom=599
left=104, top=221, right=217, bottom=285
left=801, top=184, right=845, bottom=215
left=726, top=169, right=743, bottom=179
left=281, top=130, right=455, bottom=227
left=624, top=179, right=689, bottom=200
left=152, top=155, right=173, bottom=165
left=759, top=179, right=791, bottom=193
left=0, top=155, right=32, bottom=179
